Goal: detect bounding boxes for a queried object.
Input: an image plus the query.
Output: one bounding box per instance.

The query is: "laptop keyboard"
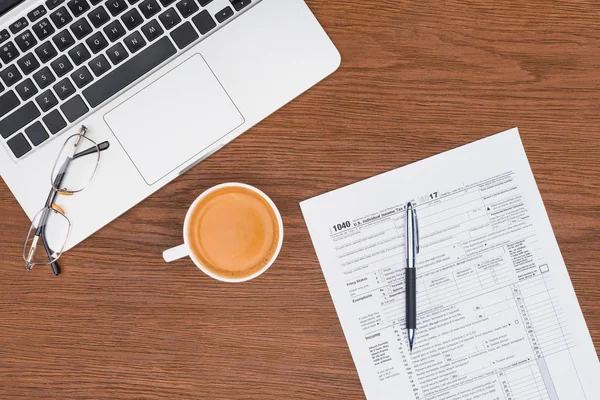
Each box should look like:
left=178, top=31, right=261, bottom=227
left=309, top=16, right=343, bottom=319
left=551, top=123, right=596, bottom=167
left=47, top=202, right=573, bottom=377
left=0, top=0, right=253, bottom=160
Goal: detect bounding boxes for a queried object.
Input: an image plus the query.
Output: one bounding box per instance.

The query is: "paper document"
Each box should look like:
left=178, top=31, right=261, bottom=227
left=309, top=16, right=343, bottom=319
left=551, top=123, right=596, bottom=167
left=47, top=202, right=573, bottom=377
left=300, top=128, right=599, bottom=400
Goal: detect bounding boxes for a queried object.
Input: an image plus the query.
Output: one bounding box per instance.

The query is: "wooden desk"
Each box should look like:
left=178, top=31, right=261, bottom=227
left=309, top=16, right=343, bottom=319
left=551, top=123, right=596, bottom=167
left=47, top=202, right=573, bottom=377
left=1, top=1, right=598, bottom=398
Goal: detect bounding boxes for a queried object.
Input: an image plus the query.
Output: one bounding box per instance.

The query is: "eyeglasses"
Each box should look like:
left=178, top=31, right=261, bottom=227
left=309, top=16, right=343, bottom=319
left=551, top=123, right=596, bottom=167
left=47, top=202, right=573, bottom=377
left=23, top=126, right=109, bottom=276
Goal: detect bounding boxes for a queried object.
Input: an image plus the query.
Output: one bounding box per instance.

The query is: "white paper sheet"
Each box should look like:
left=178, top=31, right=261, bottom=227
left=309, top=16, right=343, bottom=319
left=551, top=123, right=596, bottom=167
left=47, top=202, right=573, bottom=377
left=300, top=128, right=599, bottom=400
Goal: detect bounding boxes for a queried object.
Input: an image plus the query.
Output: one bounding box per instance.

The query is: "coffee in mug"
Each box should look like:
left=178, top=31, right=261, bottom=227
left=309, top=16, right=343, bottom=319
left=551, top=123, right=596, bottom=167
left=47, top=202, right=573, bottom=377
left=163, top=183, right=283, bottom=282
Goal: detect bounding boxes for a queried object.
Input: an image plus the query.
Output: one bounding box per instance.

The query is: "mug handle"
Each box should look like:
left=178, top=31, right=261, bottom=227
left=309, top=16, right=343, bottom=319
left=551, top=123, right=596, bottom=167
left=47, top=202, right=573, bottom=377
left=163, top=244, right=189, bottom=262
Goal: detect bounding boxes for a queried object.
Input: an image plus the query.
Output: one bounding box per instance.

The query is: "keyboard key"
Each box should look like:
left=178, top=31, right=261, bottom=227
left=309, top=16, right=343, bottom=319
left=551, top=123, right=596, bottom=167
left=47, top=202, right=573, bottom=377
left=106, top=43, right=128, bottom=65
left=67, top=0, right=90, bottom=17
left=0, top=82, right=3, bottom=92
left=25, top=121, right=50, bottom=145
left=0, top=65, right=22, bottom=86
left=0, top=29, right=9, bottom=46
left=106, top=0, right=128, bottom=16
left=86, top=32, right=108, bottom=53
left=128, top=0, right=141, bottom=3
left=53, top=77, right=76, bottom=99
left=171, top=22, right=198, bottom=49
left=159, top=8, right=181, bottom=30
left=0, top=41, right=20, bottom=63
left=122, top=9, right=144, bottom=30
left=0, top=91, right=20, bottom=119
left=35, top=41, right=58, bottom=63
left=83, top=37, right=176, bottom=107
left=28, top=6, right=48, bottom=22
left=192, top=10, right=216, bottom=35
left=215, top=6, right=233, bottom=23
left=88, top=54, right=111, bottom=76
left=90, top=0, right=103, bottom=4
left=15, top=30, right=38, bottom=52
left=0, top=102, right=40, bottom=138
left=15, top=78, right=38, bottom=100
left=71, top=66, right=93, bottom=88
left=159, top=0, right=176, bottom=5
left=71, top=18, right=93, bottom=40
left=17, top=53, right=40, bottom=75
left=124, top=31, right=146, bottom=53
left=33, top=67, right=56, bottom=89
left=36, top=89, right=59, bottom=112
left=231, top=0, right=251, bottom=11
left=104, top=20, right=126, bottom=42
left=61, top=94, right=88, bottom=121
left=198, top=0, right=212, bottom=6
left=46, top=0, right=67, bottom=10
left=88, top=6, right=110, bottom=28
left=51, top=54, right=74, bottom=77
left=53, top=30, right=75, bottom=51
left=140, top=0, right=160, bottom=19
left=10, top=17, right=29, bottom=34
left=68, top=43, right=91, bottom=65
left=43, top=110, right=67, bottom=134
left=50, top=6, right=73, bottom=28
left=7, top=133, right=32, bottom=158
left=32, top=19, right=55, bottom=41
left=176, top=0, right=199, bottom=18
left=141, top=19, right=163, bottom=42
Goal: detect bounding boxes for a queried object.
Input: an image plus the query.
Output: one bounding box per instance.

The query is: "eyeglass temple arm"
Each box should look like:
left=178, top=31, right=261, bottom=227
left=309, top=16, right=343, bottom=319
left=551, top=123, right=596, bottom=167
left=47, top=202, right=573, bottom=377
left=73, top=141, right=110, bottom=160
left=30, top=160, right=70, bottom=274
left=34, top=162, right=69, bottom=240
left=41, top=233, right=61, bottom=276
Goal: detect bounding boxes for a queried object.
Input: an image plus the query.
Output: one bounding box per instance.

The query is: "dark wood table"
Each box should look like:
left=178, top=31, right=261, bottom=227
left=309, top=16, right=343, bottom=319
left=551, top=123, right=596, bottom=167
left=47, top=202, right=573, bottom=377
left=1, top=1, right=598, bottom=398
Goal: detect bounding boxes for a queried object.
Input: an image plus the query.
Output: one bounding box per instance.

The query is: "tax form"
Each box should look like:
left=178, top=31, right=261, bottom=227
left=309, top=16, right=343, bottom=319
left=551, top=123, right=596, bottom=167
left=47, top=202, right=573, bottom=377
left=300, top=128, right=600, bottom=400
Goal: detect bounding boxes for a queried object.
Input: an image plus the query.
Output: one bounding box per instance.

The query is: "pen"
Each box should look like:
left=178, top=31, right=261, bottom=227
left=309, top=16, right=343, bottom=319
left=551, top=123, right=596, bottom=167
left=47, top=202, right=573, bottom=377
left=405, top=202, right=419, bottom=352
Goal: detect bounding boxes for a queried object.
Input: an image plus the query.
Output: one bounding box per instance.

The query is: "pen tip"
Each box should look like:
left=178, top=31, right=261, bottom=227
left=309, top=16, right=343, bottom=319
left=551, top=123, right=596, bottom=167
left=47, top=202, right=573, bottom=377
left=407, top=329, right=415, bottom=352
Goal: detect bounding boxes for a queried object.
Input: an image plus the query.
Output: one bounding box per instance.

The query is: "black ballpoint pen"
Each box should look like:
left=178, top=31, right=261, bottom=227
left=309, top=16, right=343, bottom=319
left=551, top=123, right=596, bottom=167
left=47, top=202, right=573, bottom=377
left=405, top=202, right=419, bottom=352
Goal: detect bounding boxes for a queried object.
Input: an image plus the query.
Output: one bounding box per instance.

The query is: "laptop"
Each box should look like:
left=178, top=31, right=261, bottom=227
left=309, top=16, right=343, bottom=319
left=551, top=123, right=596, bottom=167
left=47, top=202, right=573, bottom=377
left=0, top=0, right=340, bottom=251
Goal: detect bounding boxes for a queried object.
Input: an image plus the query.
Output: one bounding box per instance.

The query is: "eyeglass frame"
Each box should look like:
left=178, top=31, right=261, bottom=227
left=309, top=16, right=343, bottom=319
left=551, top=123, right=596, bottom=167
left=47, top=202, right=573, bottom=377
left=24, top=126, right=110, bottom=276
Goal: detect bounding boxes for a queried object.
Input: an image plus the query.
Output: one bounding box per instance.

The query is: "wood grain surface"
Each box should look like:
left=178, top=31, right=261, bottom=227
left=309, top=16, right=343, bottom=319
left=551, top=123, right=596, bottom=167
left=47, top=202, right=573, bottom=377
left=1, top=0, right=599, bottom=398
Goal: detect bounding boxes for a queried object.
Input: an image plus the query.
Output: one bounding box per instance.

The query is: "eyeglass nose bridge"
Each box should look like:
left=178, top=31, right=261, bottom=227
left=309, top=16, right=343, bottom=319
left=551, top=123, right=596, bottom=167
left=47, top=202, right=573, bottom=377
left=51, top=203, right=66, bottom=215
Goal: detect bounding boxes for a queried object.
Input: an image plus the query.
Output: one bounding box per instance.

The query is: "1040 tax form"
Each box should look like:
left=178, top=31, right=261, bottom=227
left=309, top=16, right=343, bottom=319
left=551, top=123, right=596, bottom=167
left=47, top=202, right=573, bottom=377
left=300, top=128, right=599, bottom=400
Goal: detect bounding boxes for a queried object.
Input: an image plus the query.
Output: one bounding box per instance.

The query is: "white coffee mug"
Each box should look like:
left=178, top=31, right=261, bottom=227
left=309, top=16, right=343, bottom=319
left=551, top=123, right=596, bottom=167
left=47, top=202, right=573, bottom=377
left=162, top=183, right=284, bottom=282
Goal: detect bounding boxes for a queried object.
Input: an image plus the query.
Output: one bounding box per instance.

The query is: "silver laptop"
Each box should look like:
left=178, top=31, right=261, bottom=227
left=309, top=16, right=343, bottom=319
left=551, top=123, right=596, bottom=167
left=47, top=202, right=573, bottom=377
left=0, top=0, right=340, bottom=253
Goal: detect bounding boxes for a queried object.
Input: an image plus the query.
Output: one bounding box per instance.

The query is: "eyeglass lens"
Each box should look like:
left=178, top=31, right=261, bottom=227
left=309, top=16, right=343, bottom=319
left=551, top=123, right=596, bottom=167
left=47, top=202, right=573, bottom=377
left=51, top=134, right=100, bottom=194
left=23, top=208, right=71, bottom=268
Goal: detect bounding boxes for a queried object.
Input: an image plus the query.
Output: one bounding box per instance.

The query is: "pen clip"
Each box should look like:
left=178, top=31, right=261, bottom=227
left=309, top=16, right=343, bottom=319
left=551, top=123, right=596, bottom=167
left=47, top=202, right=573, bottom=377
left=413, top=207, right=420, bottom=254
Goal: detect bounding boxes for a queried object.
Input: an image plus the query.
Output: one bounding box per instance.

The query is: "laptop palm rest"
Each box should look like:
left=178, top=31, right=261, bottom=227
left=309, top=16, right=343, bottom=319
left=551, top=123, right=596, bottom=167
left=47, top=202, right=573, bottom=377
left=104, top=54, right=244, bottom=185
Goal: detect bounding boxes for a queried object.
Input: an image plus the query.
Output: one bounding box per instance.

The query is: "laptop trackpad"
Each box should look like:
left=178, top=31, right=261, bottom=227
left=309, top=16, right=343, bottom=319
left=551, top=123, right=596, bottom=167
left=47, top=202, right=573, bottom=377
left=104, top=54, right=244, bottom=185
